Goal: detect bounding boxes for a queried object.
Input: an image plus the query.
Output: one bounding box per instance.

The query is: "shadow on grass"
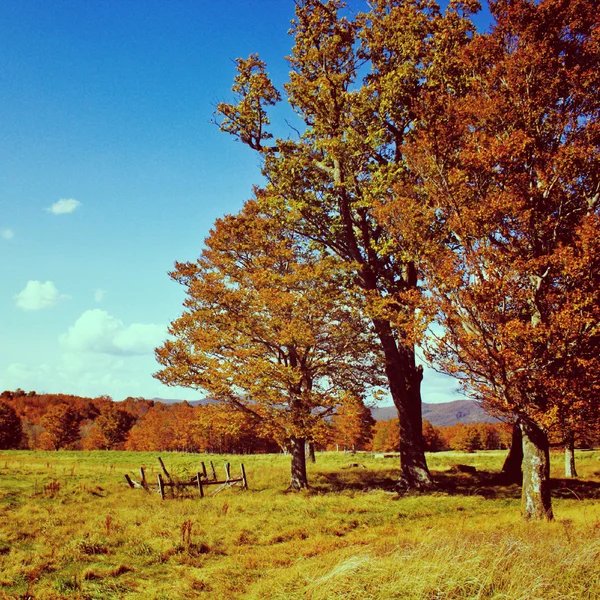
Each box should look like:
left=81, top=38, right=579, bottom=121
left=308, top=468, right=399, bottom=494
left=550, top=477, right=600, bottom=500
left=307, top=468, right=600, bottom=501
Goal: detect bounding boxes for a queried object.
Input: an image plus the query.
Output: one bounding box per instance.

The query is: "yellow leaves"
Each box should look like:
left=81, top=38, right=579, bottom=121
left=215, top=54, right=281, bottom=151
left=155, top=199, right=384, bottom=445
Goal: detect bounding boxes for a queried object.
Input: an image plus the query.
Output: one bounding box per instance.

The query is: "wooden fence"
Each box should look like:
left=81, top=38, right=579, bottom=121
left=125, top=457, right=248, bottom=499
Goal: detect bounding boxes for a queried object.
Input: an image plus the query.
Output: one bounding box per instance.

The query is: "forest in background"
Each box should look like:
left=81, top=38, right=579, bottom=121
left=0, top=389, right=527, bottom=454
left=3, top=389, right=597, bottom=456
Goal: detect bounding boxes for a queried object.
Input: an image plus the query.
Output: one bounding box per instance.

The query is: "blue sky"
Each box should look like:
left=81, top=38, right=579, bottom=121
left=1, top=0, right=491, bottom=403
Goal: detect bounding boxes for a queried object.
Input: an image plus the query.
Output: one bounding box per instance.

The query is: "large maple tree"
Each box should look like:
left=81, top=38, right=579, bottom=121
left=382, top=0, right=600, bottom=518
left=154, top=200, right=383, bottom=489
left=216, top=0, right=478, bottom=489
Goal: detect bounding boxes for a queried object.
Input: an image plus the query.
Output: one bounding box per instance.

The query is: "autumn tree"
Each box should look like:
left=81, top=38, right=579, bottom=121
left=215, top=0, right=484, bottom=489
left=450, top=424, right=482, bottom=453
left=124, top=403, right=174, bottom=452
left=94, top=405, right=136, bottom=449
left=193, top=403, right=279, bottom=454
left=371, top=419, right=399, bottom=453
left=40, top=403, right=82, bottom=450
left=155, top=201, right=383, bottom=489
left=384, top=0, right=600, bottom=518
left=328, top=395, right=376, bottom=451
left=125, top=402, right=205, bottom=453
left=422, top=419, right=444, bottom=452
left=0, top=402, right=23, bottom=449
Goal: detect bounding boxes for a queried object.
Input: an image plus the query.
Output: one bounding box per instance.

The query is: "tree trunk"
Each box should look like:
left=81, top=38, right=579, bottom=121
left=307, top=442, right=316, bottom=463
left=373, top=318, right=434, bottom=490
left=501, top=419, right=523, bottom=484
left=564, top=431, right=577, bottom=478
left=520, top=418, right=553, bottom=520
left=289, top=436, right=308, bottom=490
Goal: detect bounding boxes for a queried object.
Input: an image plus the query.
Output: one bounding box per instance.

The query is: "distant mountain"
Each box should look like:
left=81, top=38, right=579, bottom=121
left=371, top=400, right=500, bottom=427
left=151, top=397, right=213, bottom=407
left=153, top=397, right=498, bottom=428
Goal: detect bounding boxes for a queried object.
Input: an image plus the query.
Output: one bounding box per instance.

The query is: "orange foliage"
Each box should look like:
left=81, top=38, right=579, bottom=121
left=380, top=0, right=600, bottom=442
left=154, top=200, right=383, bottom=487
left=372, top=419, right=511, bottom=454
left=326, top=396, right=376, bottom=451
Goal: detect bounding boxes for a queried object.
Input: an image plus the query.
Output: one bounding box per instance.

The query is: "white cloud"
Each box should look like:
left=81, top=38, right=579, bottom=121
left=1, top=355, right=202, bottom=401
left=14, top=280, right=68, bottom=311
left=1, top=228, right=14, bottom=241
left=114, top=323, right=166, bottom=355
left=94, top=288, right=107, bottom=303
left=47, top=198, right=81, bottom=215
left=60, top=309, right=166, bottom=356
left=421, top=368, right=465, bottom=404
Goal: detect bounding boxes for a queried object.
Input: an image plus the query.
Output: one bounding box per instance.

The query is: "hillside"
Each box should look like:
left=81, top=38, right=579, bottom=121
left=152, top=397, right=211, bottom=407
left=154, top=397, right=500, bottom=427
left=372, top=399, right=500, bottom=427
left=155, top=398, right=500, bottom=427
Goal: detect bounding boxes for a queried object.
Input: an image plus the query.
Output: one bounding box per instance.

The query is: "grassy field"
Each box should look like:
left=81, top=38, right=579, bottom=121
left=0, top=449, right=599, bottom=599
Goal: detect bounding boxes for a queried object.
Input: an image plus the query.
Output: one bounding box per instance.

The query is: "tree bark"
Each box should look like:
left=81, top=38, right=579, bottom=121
left=564, top=431, right=578, bottom=478
left=501, top=419, right=523, bottom=484
left=373, top=318, right=434, bottom=490
left=289, top=436, right=308, bottom=490
left=520, top=418, right=553, bottom=520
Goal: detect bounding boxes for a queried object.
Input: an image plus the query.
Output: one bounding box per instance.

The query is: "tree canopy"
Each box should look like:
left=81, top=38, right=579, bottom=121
left=0, top=402, right=23, bottom=450
left=379, top=0, right=600, bottom=518
left=215, top=0, right=486, bottom=489
left=155, top=200, right=384, bottom=488
left=40, top=403, right=82, bottom=451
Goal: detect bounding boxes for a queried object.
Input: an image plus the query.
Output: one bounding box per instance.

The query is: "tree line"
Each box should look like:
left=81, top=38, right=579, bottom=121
left=373, top=419, right=599, bottom=455
left=0, top=389, right=526, bottom=455
left=373, top=420, right=511, bottom=453
left=152, top=0, right=599, bottom=520
left=0, top=390, right=374, bottom=453
left=2, top=390, right=596, bottom=478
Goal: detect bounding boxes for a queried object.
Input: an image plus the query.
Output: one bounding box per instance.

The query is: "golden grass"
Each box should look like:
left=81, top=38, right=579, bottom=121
left=0, top=449, right=599, bottom=599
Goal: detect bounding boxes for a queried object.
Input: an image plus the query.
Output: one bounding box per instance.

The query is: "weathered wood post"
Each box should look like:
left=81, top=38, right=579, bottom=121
left=158, top=473, right=165, bottom=500
left=224, top=462, right=231, bottom=482
left=209, top=461, right=217, bottom=481
left=200, top=462, right=208, bottom=479
left=124, top=474, right=135, bottom=489
left=140, top=467, right=148, bottom=490
left=196, top=473, right=204, bottom=498
left=158, top=457, right=171, bottom=482
left=240, top=464, right=248, bottom=490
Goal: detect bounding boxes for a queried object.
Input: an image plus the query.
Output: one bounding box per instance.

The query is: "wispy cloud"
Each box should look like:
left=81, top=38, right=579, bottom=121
left=1, top=228, right=14, bottom=241
left=14, top=280, right=69, bottom=311
left=60, top=309, right=165, bottom=356
left=47, top=198, right=81, bottom=215
left=1, top=354, right=200, bottom=401
left=94, top=288, right=107, bottom=303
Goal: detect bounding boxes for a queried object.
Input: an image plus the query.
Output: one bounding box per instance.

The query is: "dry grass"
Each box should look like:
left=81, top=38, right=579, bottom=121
left=0, top=449, right=599, bottom=599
